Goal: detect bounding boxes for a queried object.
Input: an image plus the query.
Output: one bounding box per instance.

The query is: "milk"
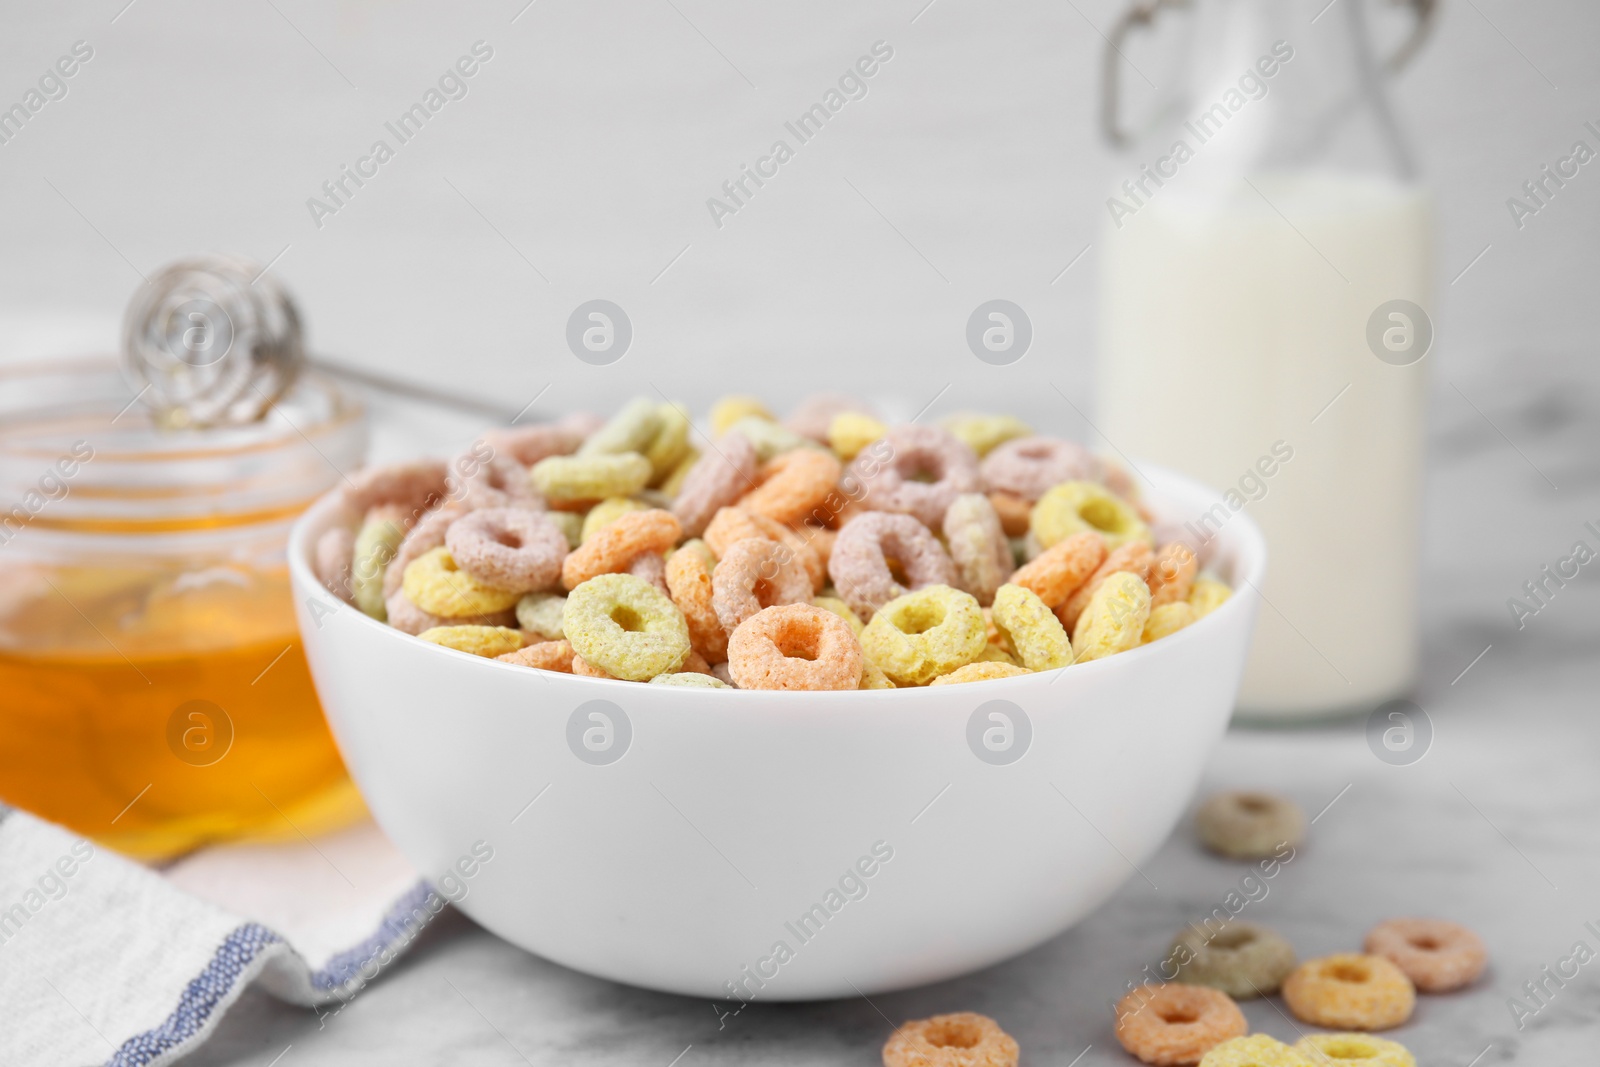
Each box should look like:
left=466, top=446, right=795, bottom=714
left=1098, top=171, right=1432, bottom=717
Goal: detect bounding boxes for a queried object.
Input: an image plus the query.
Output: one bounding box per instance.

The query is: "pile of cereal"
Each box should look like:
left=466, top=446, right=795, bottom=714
left=313, top=394, right=1233, bottom=689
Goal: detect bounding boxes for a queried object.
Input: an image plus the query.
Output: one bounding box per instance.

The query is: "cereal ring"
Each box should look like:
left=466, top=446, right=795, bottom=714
left=979, top=436, right=1098, bottom=502
left=531, top=452, right=652, bottom=503
left=1008, top=530, right=1106, bottom=609
left=1143, top=602, right=1198, bottom=644
left=986, top=492, right=1031, bottom=538
left=929, top=661, right=1031, bottom=685
left=515, top=592, right=567, bottom=639
left=851, top=424, right=981, bottom=528
left=977, top=644, right=1019, bottom=666
left=480, top=422, right=584, bottom=467
left=990, top=583, right=1074, bottom=672
left=446, top=508, right=568, bottom=594
left=1195, top=791, right=1306, bottom=859
left=384, top=590, right=514, bottom=635
left=665, top=542, right=729, bottom=662
left=710, top=395, right=773, bottom=436
left=859, top=659, right=895, bottom=689
left=672, top=432, right=759, bottom=538
left=548, top=509, right=583, bottom=549
left=1071, top=571, right=1151, bottom=662
left=497, top=639, right=575, bottom=673
left=794, top=523, right=836, bottom=570
left=703, top=507, right=825, bottom=592
left=726, top=603, right=863, bottom=690
left=712, top=537, right=814, bottom=633
left=725, top=415, right=813, bottom=462
left=827, top=411, right=889, bottom=461
left=403, top=547, right=523, bottom=617
left=563, top=573, right=691, bottom=681
left=628, top=551, right=670, bottom=596
left=942, top=494, right=1014, bottom=606
left=1059, top=541, right=1154, bottom=631
left=1282, top=955, right=1416, bottom=1031
left=940, top=413, right=1032, bottom=458
left=1189, top=578, right=1232, bottom=618
left=827, top=512, right=958, bottom=621
left=710, top=661, right=737, bottom=688
left=571, top=652, right=615, bottom=679
left=643, top=401, right=693, bottom=483
left=739, top=449, right=843, bottom=527
left=1101, top=455, right=1139, bottom=500
left=1294, top=1033, right=1415, bottom=1067
left=384, top=506, right=464, bottom=598
left=1114, top=984, right=1247, bottom=1067
left=1032, top=480, right=1152, bottom=551
left=562, top=509, right=683, bottom=590
left=417, top=625, right=525, bottom=658
left=578, top=396, right=661, bottom=457
left=650, top=672, right=729, bottom=688
left=582, top=497, right=649, bottom=542
left=812, top=595, right=864, bottom=636
left=341, top=459, right=450, bottom=516
left=881, top=1012, right=1018, bottom=1067
left=1150, top=519, right=1217, bottom=569
left=315, top=526, right=356, bottom=604
left=1363, top=918, right=1487, bottom=993
left=451, top=454, right=542, bottom=511
left=859, top=585, right=985, bottom=687
left=786, top=392, right=877, bottom=443
left=659, top=446, right=701, bottom=497
left=1197, top=1035, right=1309, bottom=1067
left=351, top=510, right=407, bottom=618
left=1169, top=922, right=1297, bottom=999
left=1150, top=542, right=1199, bottom=607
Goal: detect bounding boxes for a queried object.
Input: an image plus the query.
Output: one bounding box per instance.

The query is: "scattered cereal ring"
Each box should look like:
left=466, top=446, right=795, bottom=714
left=352, top=510, right=407, bottom=618
left=710, top=395, right=773, bottom=436
left=1059, top=540, right=1154, bottom=631
left=786, top=392, right=876, bottom=443
left=882, top=1013, right=1018, bottom=1067
left=989, top=491, right=1032, bottom=537
left=451, top=454, right=542, bottom=511
left=341, top=459, right=449, bottom=516
left=1294, top=1033, right=1415, bottom=1067
left=628, top=551, right=670, bottom=596
left=812, top=595, right=864, bottom=636
left=1169, top=921, right=1297, bottom=999
left=980, top=436, right=1099, bottom=502
left=650, top=672, right=729, bottom=688
left=851, top=424, right=981, bottom=528
left=582, top=497, right=649, bottom=542
left=1114, top=984, right=1247, bottom=1067
left=1071, top=571, right=1151, bottom=662
left=315, top=526, right=356, bottom=604
left=1008, top=530, right=1106, bottom=608
left=859, top=659, right=895, bottom=689
left=725, top=603, right=863, bottom=690
left=672, top=432, right=759, bottom=538
left=562, top=509, right=682, bottom=590
left=940, top=413, right=1032, bottom=458
left=859, top=585, right=986, bottom=687
left=578, top=396, right=661, bottom=457
left=384, top=590, right=515, bottom=635
left=1282, top=954, right=1416, bottom=1031
left=665, top=542, right=728, bottom=662
left=1032, top=480, right=1151, bottom=551
left=1195, top=791, right=1306, bottom=859
left=643, top=401, right=693, bottom=483
left=446, top=508, right=568, bottom=594
left=828, top=512, right=958, bottom=621
left=943, top=493, right=1014, bottom=606
left=1363, top=918, right=1487, bottom=993
left=712, top=537, right=814, bottom=633
left=990, top=583, right=1074, bottom=672
left=563, top=573, right=691, bottom=681
left=531, top=452, right=652, bottom=503
left=930, top=661, right=1031, bottom=685
left=480, top=422, right=585, bottom=467
left=497, top=638, right=575, bottom=673
left=827, top=411, right=889, bottom=461
left=739, top=448, right=843, bottom=527
left=1143, top=602, right=1198, bottom=643
left=1188, top=577, right=1232, bottom=618
left=403, top=547, right=523, bottom=617
left=1197, top=1035, right=1310, bottom=1067
left=418, top=625, right=525, bottom=658
left=1150, top=542, right=1199, bottom=607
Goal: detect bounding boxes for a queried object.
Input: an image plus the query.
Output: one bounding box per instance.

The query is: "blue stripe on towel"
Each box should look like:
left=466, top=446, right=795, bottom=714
left=310, top=879, right=440, bottom=991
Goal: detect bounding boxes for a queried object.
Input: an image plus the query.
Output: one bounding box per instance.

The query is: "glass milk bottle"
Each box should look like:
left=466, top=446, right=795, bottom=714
left=1095, top=0, right=1436, bottom=718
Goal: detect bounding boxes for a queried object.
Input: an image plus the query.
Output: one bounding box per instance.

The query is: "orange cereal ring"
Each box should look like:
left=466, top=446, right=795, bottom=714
left=727, top=603, right=863, bottom=691
left=561, top=508, right=682, bottom=590
left=665, top=544, right=728, bottom=662
left=1282, top=955, right=1415, bottom=1031
left=881, top=1012, right=1018, bottom=1067
left=1008, top=531, right=1106, bottom=609
left=672, top=432, right=759, bottom=538
left=988, top=491, right=1032, bottom=537
left=496, top=639, right=576, bottom=673
left=929, top=661, right=1031, bottom=685
left=1114, top=984, right=1247, bottom=1066
left=446, top=508, right=569, bottom=593
left=704, top=507, right=825, bottom=592
left=712, top=537, right=813, bottom=633
left=1057, top=540, right=1154, bottom=631
left=1363, top=918, right=1487, bottom=993
left=571, top=652, right=616, bottom=679
left=704, top=505, right=769, bottom=558
left=792, top=522, right=835, bottom=571
left=1149, top=542, right=1199, bottom=607
left=739, top=448, right=843, bottom=527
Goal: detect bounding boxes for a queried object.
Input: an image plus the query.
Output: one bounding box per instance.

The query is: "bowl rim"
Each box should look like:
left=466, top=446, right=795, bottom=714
left=289, top=460, right=1266, bottom=700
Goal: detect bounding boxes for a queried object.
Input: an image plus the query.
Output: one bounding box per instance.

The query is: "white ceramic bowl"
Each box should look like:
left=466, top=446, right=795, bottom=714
left=289, top=464, right=1264, bottom=1000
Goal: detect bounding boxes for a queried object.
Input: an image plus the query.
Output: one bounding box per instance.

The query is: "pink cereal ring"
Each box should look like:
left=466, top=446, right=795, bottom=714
left=341, top=459, right=450, bottom=516
left=727, top=603, right=863, bottom=691
left=628, top=551, right=670, bottom=597
left=827, top=511, right=958, bottom=621
left=451, top=454, right=543, bottom=511
left=784, top=392, right=878, bottom=443
left=315, top=527, right=356, bottom=603
left=942, top=493, right=1014, bottom=606
left=712, top=537, right=813, bottom=633
left=383, top=504, right=467, bottom=598
left=672, top=431, right=759, bottom=538
left=850, top=424, right=980, bottom=528
left=980, top=436, right=1101, bottom=502
left=480, top=422, right=585, bottom=467
left=445, top=508, right=569, bottom=593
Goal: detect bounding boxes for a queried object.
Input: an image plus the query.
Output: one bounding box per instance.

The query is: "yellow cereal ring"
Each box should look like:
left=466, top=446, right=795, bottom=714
left=649, top=671, right=730, bottom=688
left=352, top=511, right=406, bottom=620
left=812, top=595, right=864, bottom=636
left=858, top=659, right=895, bottom=689
left=859, top=584, right=986, bottom=687
left=929, top=661, right=1031, bottom=685
left=977, top=643, right=1019, bottom=666
left=1294, top=1033, right=1414, bottom=1067
left=581, top=497, right=648, bottom=542
left=563, top=573, right=691, bottom=681
left=515, top=592, right=566, bottom=640
left=403, top=547, right=522, bottom=617
left=531, top=452, right=651, bottom=502
left=1143, top=601, right=1197, bottom=643
left=644, top=401, right=693, bottom=484
left=417, top=625, right=525, bottom=658
left=1198, top=1035, right=1310, bottom=1067
left=725, top=415, right=813, bottom=462
left=1189, top=576, right=1233, bottom=617
left=1072, top=571, right=1151, bottom=662
left=710, top=395, right=773, bottom=436
left=827, top=411, right=887, bottom=461
left=1031, top=480, right=1151, bottom=550
left=990, top=583, right=1074, bottom=672
left=578, top=396, right=660, bottom=457
left=659, top=446, right=700, bottom=496
left=940, top=413, right=1032, bottom=457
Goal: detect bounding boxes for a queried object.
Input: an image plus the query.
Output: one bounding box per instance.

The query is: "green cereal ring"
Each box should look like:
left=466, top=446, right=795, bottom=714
left=1196, top=790, right=1306, bottom=859
left=563, top=573, right=691, bottom=681
left=1031, top=480, right=1151, bottom=550
left=548, top=510, right=583, bottom=549
left=859, top=584, right=986, bottom=687
left=403, top=547, right=522, bottom=617
left=649, top=672, right=729, bottom=688
left=1171, top=921, right=1298, bottom=999
left=644, top=401, right=693, bottom=483
left=940, top=413, right=1032, bottom=457
left=725, top=415, right=815, bottom=462
left=812, top=595, right=864, bottom=636
left=418, top=625, right=525, bottom=658
left=578, top=396, right=660, bottom=457
left=1198, top=1035, right=1310, bottom=1067
left=1071, top=571, right=1151, bottom=662
left=990, top=583, right=1074, bottom=672
left=352, top=512, right=406, bottom=620
left=531, top=452, right=651, bottom=502
left=582, top=497, right=648, bottom=542
left=1294, top=1033, right=1415, bottom=1067
left=515, top=592, right=566, bottom=639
